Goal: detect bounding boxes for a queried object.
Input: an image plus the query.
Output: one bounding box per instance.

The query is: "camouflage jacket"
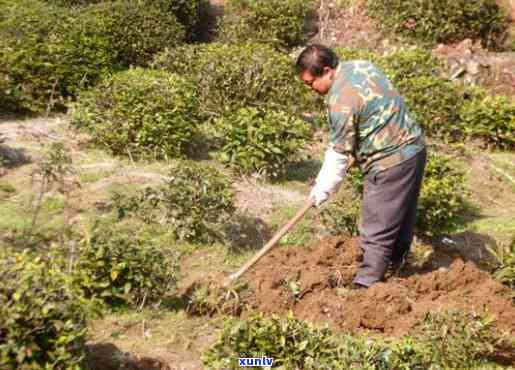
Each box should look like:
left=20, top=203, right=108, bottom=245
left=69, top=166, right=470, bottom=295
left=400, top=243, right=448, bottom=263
left=326, top=60, right=425, bottom=175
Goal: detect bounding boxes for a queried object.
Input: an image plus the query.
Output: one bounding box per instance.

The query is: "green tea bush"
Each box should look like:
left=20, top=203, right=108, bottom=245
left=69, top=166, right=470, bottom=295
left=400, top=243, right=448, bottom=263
left=0, top=0, right=68, bottom=112
left=202, top=313, right=343, bottom=369
left=396, top=76, right=464, bottom=139
left=45, top=0, right=207, bottom=41
left=153, top=42, right=316, bottom=115
left=336, top=48, right=442, bottom=83
left=154, top=0, right=209, bottom=41
left=490, top=237, right=515, bottom=290
left=56, top=0, right=185, bottom=90
left=365, top=0, right=508, bottom=49
left=212, top=107, right=312, bottom=178
left=320, top=187, right=361, bottom=237
left=0, top=249, right=96, bottom=369
left=458, top=94, right=515, bottom=150
left=74, top=223, right=178, bottom=307
left=0, top=0, right=186, bottom=113
left=202, top=311, right=511, bottom=369
left=43, top=0, right=101, bottom=5
left=381, top=48, right=443, bottom=82
left=71, top=68, right=201, bottom=159
left=335, top=47, right=382, bottom=65
left=414, top=310, right=513, bottom=367
left=218, top=0, right=316, bottom=49
left=416, top=152, right=467, bottom=236
left=111, top=161, right=235, bottom=243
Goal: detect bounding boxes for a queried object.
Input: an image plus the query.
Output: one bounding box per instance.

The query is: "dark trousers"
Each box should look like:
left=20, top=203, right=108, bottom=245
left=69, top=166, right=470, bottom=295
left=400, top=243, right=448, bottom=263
left=354, top=148, right=427, bottom=287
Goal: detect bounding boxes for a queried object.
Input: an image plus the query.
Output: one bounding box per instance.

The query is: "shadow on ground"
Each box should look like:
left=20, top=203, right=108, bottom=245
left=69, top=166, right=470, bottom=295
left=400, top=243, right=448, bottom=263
left=87, top=343, right=170, bottom=370
left=276, top=159, right=321, bottom=183
left=224, top=213, right=271, bottom=252
left=0, top=143, right=31, bottom=170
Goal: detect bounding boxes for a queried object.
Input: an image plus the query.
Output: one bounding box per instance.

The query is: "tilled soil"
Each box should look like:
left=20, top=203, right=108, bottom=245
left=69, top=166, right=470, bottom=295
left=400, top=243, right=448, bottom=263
left=243, top=236, right=515, bottom=337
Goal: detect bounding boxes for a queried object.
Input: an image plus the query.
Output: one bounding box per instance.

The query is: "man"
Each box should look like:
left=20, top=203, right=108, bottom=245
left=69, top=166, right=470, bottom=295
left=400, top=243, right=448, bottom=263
left=297, top=44, right=427, bottom=288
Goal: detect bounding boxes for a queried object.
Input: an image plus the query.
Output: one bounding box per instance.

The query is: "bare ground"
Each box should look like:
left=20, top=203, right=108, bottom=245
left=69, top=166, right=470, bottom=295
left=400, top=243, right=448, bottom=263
left=242, top=236, right=515, bottom=340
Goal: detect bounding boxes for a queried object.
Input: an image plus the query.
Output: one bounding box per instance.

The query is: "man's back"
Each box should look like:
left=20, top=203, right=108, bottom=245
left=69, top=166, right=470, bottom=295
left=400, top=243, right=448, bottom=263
left=327, top=60, right=425, bottom=174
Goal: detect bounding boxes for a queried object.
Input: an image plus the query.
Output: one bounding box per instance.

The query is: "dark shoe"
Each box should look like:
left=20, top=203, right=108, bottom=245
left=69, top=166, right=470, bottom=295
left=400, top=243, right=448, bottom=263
left=389, top=251, right=409, bottom=275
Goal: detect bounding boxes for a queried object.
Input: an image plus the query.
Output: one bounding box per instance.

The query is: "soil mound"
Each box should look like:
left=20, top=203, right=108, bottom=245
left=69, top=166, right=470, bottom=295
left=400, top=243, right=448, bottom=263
left=243, top=236, right=515, bottom=337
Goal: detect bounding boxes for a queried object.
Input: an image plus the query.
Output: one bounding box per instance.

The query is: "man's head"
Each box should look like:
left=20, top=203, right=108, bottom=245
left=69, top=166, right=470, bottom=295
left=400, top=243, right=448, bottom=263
left=296, top=44, right=338, bottom=96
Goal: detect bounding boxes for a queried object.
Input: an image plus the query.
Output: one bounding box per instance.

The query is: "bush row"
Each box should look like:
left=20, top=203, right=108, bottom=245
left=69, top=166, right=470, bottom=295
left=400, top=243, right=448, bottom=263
left=217, top=0, right=316, bottom=49
left=0, top=0, right=206, bottom=113
left=73, top=43, right=316, bottom=177
left=153, top=42, right=316, bottom=115
left=365, top=0, right=508, bottom=49
left=1, top=0, right=315, bottom=113
left=202, top=310, right=513, bottom=369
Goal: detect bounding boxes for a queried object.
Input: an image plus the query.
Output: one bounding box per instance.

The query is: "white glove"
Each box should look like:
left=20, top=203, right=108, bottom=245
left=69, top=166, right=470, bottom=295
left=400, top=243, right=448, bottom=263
left=310, top=147, right=350, bottom=207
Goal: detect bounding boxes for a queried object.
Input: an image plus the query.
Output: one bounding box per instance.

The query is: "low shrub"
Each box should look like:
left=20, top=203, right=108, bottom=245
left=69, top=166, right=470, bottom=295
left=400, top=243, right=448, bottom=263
left=458, top=94, right=515, bottom=150
left=414, top=310, right=513, bottom=367
left=55, top=0, right=185, bottom=93
left=489, top=237, right=515, bottom=290
left=202, top=312, right=343, bottom=369
left=320, top=186, right=361, bottom=237
left=0, top=249, right=97, bottom=369
left=218, top=0, right=316, bottom=49
left=111, top=161, right=235, bottom=243
left=153, top=42, right=316, bottom=115
left=335, top=47, right=382, bottom=65
left=381, top=48, right=443, bottom=83
left=396, top=76, right=464, bottom=140
left=43, top=0, right=101, bottom=5
left=154, top=0, right=209, bottom=41
left=336, top=48, right=442, bottom=84
left=73, top=223, right=178, bottom=307
left=202, top=310, right=511, bottom=369
left=416, top=152, right=467, bottom=236
left=211, top=107, right=312, bottom=178
left=0, top=0, right=186, bottom=113
left=365, top=0, right=508, bottom=49
left=46, top=0, right=206, bottom=41
left=0, top=0, right=68, bottom=112
left=71, top=68, right=201, bottom=159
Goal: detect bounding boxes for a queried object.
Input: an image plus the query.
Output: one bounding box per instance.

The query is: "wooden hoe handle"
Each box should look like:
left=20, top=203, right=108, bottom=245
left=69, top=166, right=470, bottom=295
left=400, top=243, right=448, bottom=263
left=224, top=198, right=315, bottom=287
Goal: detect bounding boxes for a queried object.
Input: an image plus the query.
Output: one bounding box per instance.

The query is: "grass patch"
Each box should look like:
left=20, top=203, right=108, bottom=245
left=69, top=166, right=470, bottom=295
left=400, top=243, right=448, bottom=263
left=79, top=171, right=111, bottom=184
left=0, top=201, right=32, bottom=232
left=0, top=181, right=16, bottom=195
left=468, top=215, right=515, bottom=238
left=268, top=205, right=316, bottom=248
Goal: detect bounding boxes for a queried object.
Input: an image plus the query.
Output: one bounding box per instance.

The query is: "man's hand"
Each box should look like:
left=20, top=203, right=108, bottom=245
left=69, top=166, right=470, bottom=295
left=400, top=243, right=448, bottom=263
left=309, top=186, right=329, bottom=207
left=310, top=146, right=350, bottom=207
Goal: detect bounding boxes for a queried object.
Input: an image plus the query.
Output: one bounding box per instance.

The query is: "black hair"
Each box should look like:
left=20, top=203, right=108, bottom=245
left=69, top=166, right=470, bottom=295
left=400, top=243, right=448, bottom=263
left=296, top=44, right=338, bottom=77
